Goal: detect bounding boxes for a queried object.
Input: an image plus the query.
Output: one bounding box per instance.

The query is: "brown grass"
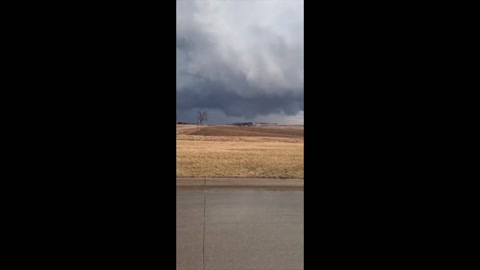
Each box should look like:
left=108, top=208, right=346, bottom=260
left=176, top=128, right=304, bottom=179
left=188, top=126, right=303, bottom=138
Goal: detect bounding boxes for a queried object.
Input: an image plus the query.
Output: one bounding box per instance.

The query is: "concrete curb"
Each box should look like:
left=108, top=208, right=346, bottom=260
left=176, top=178, right=304, bottom=187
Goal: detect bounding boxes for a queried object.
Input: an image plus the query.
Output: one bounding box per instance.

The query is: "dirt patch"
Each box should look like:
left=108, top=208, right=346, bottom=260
left=188, top=126, right=303, bottom=138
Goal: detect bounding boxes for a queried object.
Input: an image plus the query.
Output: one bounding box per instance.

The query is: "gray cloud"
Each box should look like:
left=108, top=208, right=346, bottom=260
left=176, top=0, right=304, bottom=124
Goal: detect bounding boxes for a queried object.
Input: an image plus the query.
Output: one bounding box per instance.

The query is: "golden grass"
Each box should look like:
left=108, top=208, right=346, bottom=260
left=176, top=134, right=304, bottom=179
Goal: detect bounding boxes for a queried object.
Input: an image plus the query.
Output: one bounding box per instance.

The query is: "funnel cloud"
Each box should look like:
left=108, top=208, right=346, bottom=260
left=176, top=0, right=304, bottom=124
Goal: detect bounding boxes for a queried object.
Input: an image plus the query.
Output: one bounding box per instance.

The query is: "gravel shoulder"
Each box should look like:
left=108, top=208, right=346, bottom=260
left=177, top=178, right=304, bottom=187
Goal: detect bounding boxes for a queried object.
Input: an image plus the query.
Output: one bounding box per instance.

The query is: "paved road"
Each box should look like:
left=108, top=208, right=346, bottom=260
left=177, top=187, right=304, bottom=270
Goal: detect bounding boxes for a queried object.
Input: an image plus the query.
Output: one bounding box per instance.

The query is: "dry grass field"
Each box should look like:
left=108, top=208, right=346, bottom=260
left=176, top=125, right=304, bottom=179
left=189, top=126, right=303, bottom=137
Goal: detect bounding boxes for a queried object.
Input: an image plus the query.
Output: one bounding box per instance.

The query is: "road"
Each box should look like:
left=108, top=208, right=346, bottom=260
left=177, top=187, right=304, bottom=270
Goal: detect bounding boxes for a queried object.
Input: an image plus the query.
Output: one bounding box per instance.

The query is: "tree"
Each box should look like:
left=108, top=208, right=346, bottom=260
left=197, top=111, right=208, bottom=126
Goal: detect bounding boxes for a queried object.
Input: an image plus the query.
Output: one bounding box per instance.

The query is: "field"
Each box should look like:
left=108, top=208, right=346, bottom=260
left=176, top=125, right=304, bottom=179
left=189, top=126, right=303, bottom=137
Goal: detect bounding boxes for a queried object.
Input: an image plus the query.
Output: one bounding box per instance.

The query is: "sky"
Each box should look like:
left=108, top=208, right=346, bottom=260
left=176, top=0, right=304, bottom=124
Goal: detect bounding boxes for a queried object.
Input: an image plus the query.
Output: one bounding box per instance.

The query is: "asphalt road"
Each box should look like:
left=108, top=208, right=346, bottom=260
left=177, top=187, right=304, bottom=270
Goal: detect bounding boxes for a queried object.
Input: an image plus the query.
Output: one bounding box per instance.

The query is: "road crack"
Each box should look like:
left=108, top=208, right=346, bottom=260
left=202, top=189, right=206, bottom=270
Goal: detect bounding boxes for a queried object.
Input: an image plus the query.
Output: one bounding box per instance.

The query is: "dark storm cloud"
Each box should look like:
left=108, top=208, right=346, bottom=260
left=176, top=0, right=303, bottom=123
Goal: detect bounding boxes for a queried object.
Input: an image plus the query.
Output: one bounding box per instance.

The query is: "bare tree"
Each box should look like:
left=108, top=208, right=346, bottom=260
left=197, top=111, right=208, bottom=126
